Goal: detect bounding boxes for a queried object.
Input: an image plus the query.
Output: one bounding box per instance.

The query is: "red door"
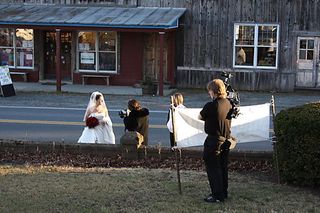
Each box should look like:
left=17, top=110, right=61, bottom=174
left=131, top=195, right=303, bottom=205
left=44, top=32, right=72, bottom=80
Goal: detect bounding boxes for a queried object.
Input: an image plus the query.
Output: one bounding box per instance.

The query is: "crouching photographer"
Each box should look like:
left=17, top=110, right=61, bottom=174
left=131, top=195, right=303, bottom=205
left=120, top=99, right=150, bottom=146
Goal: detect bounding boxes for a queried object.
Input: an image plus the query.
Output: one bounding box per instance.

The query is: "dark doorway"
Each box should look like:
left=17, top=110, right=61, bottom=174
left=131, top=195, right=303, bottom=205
left=44, top=32, right=72, bottom=80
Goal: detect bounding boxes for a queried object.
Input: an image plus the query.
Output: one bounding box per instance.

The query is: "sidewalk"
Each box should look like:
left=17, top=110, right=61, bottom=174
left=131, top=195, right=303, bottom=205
left=2, top=82, right=320, bottom=113
left=11, top=82, right=176, bottom=96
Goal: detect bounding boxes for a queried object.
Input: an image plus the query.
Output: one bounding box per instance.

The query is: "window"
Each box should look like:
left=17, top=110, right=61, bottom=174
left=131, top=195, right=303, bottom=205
left=0, top=28, right=34, bottom=68
left=0, top=28, right=14, bottom=67
left=15, top=29, right=34, bottom=68
left=78, top=32, right=96, bottom=71
left=298, top=38, right=314, bottom=60
left=233, top=24, right=279, bottom=69
left=77, top=31, right=117, bottom=73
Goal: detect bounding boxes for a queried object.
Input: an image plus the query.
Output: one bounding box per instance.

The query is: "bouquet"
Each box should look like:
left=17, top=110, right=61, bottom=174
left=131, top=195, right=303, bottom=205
left=86, top=116, right=99, bottom=129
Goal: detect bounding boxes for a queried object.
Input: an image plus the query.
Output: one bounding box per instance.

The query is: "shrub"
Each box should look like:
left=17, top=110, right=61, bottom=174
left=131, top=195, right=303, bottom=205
left=274, top=102, right=320, bottom=186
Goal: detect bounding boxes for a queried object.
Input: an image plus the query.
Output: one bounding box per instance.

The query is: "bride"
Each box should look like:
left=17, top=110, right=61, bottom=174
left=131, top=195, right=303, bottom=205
left=78, top=91, right=115, bottom=144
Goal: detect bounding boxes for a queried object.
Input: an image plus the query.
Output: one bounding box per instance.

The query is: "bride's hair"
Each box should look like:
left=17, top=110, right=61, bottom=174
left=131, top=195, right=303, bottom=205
left=83, top=91, right=108, bottom=121
left=95, top=94, right=101, bottom=101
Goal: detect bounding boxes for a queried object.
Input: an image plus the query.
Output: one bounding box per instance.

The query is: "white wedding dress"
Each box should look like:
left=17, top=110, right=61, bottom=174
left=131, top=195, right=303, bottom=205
left=78, top=112, right=115, bottom=144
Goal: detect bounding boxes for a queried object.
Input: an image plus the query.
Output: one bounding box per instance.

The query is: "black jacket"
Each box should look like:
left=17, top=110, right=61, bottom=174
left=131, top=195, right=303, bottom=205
left=124, top=108, right=149, bottom=145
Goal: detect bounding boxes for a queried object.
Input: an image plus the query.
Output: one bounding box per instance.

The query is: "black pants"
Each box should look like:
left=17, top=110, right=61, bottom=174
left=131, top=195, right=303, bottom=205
left=203, top=137, right=229, bottom=200
left=170, top=132, right=175, bottom=147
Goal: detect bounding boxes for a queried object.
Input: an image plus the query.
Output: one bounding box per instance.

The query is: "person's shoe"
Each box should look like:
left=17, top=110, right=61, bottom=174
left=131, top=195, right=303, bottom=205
left=204, top=195, right=223, bottom=203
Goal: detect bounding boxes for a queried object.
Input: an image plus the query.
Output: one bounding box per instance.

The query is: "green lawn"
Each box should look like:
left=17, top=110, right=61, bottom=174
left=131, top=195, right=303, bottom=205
left=0, top=165, right=319, bottom=212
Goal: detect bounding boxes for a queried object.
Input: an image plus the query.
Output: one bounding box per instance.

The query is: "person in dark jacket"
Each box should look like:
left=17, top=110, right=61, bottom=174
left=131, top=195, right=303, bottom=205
left=199, top=79, right=233, bottom=203
left=123, top=99, right=149, bottom=146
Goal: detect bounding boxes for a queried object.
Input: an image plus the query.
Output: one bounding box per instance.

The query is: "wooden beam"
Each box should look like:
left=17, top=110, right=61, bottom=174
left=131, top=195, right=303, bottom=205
left=55, top=29, right=61, bottom=92
left=159, top=32, right=165, bottom=96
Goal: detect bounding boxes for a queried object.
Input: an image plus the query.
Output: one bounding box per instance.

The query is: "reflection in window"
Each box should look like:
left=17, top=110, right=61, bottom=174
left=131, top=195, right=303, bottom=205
left=16, top=29, right=34, bottom=67
left=0, top=29, right=14, bottom=66
left=99, top=52, right=115, bottom=70
left=78, top=32, right=96, bottom=71
left=16, top=48, right=33, bottom=67
left=258, top=47, right=276, bottom=66
left=78, top=31, right=117, bottom=72
left=299, top=38, right=314, bottom=60
left=235, top=25, right=254, bottom=45
left=16, top=29, right=33, bottom=48
left=0, top=48, right=14, bottom=66
left=99, top=32, right=116, bottom=51
left=235, top=47, right=253, bottom=66
left=0, top=28, right=33, bottom=68
left=0, top=29, right=14, bottom=47
left=99, top=32, right=116, bottom=71
left=78, top=32, right=95, bottom=51
left=79, top=52, right=96, bottom=70
left=234, top=24, right=279, bottom=68
left=258, top=26, right=277, bottom=45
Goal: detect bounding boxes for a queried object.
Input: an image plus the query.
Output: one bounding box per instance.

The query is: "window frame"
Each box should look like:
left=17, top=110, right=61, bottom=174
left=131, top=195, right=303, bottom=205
left=0, top=28, right=34, bottom=69
left=77, top=31, right=118, bottom=74
left=297, top=37, right=315, bottom=61
left=233, top=23, right=280, bottom=69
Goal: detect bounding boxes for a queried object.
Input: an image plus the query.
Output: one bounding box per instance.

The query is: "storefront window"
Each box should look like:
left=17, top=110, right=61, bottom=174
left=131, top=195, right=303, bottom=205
left=78, top=32, right=95, bottom=51
left=78, top=31, right=117, bottom=73
left=99, top=32, right=116, bottom=51
left=234, top=24, right=279, bottom=69
left=0, top=29, right=14, bottom=66
left=16, top=29, right=34, bottom=67
left=99, top=32, right=116, bottom=71
left=0, top=28, right=14, bottom=47
left=78, top=32, right=96, bottom=70
left=16, top=48, right=33, bottom=67
left=0, top=28, right=33, bottom=68
left=79, top=52, right=96, bottom=70
left=99, top=52, right=116, bottom=70
left=0, top=48, right=14, bottom=66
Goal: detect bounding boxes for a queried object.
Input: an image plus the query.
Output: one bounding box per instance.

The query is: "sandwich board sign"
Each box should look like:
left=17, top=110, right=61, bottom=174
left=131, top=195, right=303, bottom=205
left=0, top=66, right=16, bottom=97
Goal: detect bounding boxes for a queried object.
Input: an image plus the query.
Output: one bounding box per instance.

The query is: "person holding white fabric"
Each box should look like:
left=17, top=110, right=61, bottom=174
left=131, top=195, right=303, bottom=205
left=78, top=91, right=115, bottom=144
left=167, top=93, right=186, bottom=147
left=199, top=79, right=233, bottom=203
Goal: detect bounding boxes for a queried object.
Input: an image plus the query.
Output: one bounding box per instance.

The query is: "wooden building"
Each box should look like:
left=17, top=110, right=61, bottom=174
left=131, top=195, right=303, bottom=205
left=1, top=0, right=320, bottom=92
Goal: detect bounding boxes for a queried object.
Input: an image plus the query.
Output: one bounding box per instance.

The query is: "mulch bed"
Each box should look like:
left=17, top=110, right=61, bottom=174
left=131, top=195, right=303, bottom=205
left=0, top=151, right=274, bottom=174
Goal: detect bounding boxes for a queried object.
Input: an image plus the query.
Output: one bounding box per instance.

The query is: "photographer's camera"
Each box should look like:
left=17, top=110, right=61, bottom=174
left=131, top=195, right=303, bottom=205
left=220, top=71, right=241, bottom=118
left=118, top=109, right=129, bottom=118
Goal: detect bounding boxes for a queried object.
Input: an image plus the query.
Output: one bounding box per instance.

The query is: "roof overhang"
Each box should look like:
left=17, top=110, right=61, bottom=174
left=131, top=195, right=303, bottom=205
left=0, top=4, right=186, bottom=32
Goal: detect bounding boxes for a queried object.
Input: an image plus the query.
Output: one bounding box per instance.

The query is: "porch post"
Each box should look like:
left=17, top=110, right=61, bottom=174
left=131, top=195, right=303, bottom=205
left=55, top=29, right=61, bottom=92
left=159, top=31, right=165, bottom=96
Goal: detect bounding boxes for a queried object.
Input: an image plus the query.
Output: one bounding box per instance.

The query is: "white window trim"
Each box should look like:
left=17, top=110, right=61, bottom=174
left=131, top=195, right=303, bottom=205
left=0, top=28, right=34, bottom=69
left=297, top=37, right=315, bottom=62
left=233, top=23, right=280, bottom=69
left=77, top=31, right=118, bottom=74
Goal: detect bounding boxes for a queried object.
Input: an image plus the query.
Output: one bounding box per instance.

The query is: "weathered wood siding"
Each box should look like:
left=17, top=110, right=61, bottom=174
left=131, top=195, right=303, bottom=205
left=4, top=0, right=320, bottom=91
left=136, top=0, right=319, bottom=91
left=140, top=0, right=318, bottom=91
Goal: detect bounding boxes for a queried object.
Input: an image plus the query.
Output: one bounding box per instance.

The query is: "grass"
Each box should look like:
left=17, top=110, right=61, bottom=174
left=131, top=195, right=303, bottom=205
left=0, top=165, right=319, bottom=212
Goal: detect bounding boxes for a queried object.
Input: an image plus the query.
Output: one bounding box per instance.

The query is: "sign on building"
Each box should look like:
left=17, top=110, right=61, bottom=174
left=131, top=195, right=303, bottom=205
left=80, top=52, right=95, bottom=64
left=0, top=66, right=16, bottom=97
